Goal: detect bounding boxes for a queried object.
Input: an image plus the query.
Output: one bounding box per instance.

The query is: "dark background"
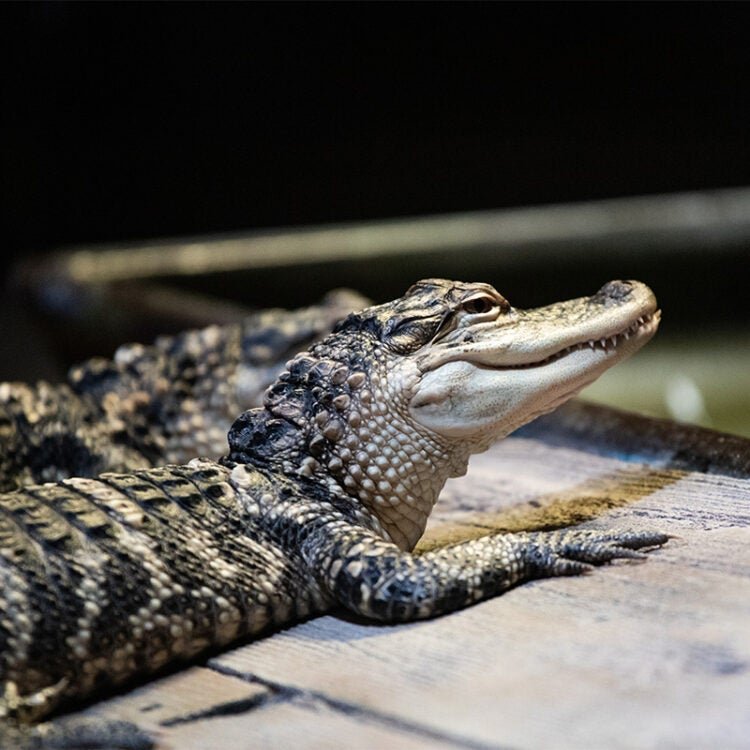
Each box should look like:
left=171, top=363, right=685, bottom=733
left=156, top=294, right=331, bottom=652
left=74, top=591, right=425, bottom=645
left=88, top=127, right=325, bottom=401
left=3, top=3, right=750, bottom=261
left=1, top=2, right=749, bottom=379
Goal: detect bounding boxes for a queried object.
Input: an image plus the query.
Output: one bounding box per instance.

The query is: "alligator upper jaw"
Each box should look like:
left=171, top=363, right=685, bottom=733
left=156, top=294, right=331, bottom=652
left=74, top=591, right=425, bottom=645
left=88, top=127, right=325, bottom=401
left=491, top=308, right=661, bottom=371
left=415, top=280, right=659, bottom=373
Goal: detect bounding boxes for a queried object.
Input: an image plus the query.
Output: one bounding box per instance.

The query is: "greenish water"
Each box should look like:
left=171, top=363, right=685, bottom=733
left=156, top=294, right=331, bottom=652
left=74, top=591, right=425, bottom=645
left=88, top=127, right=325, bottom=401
left=582, top=333, right=750, bottom=439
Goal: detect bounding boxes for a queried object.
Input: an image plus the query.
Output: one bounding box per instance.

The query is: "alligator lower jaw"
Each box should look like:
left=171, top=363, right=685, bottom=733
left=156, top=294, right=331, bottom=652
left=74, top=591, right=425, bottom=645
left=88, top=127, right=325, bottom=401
left=502, top=310, right=661, bottom=371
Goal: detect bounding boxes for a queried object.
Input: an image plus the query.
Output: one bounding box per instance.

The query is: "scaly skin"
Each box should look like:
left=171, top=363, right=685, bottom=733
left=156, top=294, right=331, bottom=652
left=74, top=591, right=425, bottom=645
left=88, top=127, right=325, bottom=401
left=0, top=290, right=369, bottom=492
left=0, top=278, right=666, bottom=748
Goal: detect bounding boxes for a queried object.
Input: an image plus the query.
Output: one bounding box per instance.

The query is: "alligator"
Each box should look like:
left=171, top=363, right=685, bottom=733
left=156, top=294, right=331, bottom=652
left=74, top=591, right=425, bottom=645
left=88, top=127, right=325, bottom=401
left=0, top=289, right=369, bottom=492
left=0, top=278, right=665, bottom=747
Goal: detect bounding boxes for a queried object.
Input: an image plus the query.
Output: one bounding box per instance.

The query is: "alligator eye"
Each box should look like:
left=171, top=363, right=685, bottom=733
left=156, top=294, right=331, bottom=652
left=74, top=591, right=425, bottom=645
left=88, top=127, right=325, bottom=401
left=461, top=296, right=496, bottom=315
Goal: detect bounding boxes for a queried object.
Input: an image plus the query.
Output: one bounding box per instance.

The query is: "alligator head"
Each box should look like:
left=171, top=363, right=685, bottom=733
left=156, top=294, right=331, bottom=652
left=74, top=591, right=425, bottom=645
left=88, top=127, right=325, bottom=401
left=226, top=279, right=659, bottom=550
left=407, top=279, right=659, bottom=441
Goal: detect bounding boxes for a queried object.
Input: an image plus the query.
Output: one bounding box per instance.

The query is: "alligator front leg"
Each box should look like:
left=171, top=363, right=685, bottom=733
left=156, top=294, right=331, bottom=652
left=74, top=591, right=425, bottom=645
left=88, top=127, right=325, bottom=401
left=306, top=525, right=669, bottom=622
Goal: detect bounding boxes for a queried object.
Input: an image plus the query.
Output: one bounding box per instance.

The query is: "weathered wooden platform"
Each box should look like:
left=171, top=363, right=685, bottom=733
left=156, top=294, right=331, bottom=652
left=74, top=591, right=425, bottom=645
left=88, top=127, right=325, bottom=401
left=83, top=402, right=750, bottom=749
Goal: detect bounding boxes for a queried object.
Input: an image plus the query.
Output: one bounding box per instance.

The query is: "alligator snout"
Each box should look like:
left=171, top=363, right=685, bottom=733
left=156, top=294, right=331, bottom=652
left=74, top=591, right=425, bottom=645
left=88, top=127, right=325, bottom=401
left=595, top=279, right=637, bottom=304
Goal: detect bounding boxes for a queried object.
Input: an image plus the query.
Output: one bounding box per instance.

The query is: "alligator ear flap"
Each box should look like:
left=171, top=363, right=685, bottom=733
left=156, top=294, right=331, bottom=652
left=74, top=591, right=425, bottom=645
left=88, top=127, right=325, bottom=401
left=429, top=309, right=459, bottom=344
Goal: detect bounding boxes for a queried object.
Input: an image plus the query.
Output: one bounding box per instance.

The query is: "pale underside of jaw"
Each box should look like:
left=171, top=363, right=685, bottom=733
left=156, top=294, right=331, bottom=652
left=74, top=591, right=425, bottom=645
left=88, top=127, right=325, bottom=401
left=409, top=309, right=661, bottom=439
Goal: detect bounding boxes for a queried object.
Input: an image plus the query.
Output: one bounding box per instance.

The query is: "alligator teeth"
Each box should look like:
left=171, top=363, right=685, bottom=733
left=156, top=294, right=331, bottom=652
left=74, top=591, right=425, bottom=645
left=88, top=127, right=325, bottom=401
left=508, top=310, right=657, bottom=369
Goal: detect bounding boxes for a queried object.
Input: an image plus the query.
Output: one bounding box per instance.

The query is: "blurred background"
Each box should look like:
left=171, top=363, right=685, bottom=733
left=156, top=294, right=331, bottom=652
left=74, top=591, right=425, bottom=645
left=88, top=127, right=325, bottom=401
left=1, top=3, right=748, bottom=435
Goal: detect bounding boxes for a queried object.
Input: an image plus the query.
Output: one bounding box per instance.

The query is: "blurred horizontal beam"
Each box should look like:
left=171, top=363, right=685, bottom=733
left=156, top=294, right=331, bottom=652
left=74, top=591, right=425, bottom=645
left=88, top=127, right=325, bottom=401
left=30, top=187, right=750, bottom=285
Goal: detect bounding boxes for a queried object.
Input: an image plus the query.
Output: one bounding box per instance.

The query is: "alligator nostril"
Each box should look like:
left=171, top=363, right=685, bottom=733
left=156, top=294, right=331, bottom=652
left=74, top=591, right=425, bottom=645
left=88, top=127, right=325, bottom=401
left=597, top=280, right=633, bottom=302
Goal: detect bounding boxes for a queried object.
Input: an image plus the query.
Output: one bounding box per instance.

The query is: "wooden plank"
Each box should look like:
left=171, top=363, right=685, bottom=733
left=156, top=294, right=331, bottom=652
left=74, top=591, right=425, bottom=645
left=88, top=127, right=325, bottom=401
left=70, top=427, right=749, bottom=749
left=39, top=187, right=750, bottom=284
left=84, top=666, right=268, bottom=734
left=86, top=667, right=454, bottom=750
left=209, top=436, right=750, bottom=750
left=155, top=698, right=462, bottom=750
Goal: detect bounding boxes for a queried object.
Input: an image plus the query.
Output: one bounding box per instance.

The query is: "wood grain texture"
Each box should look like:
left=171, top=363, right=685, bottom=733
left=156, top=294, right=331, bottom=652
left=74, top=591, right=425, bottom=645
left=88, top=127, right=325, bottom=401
left=84, top=667, right=269, bottom=733
left=153, top=699, right=452, bottom=750
left=86, top=430, right=750, bottom=750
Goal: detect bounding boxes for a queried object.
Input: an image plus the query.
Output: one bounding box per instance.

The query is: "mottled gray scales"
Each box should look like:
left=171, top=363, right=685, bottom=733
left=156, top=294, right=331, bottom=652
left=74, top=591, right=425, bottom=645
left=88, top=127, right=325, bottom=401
left=0, top=279, right=668, bottom=748
left=0, top=290, right=369, bottom=492
left=0, top=462, right=328, bottom=724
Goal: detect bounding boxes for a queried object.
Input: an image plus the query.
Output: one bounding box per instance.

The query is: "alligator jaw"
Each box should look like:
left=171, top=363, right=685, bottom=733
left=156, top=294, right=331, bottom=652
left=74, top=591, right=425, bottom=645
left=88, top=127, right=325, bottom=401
left=410, top=280, right=660, bottom=440
left=499, top=309, right=660, bottom=370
